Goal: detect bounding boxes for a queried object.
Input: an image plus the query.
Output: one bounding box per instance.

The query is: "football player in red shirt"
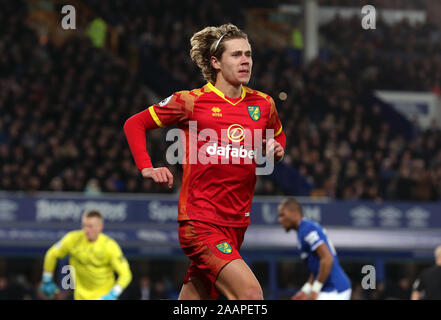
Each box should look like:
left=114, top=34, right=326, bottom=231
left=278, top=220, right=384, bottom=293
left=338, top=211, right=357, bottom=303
left=124, top=24, right=286, bottom=300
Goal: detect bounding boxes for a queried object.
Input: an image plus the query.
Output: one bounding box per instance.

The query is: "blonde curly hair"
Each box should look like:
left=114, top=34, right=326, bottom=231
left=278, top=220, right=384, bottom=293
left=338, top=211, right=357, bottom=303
left=190, top=23, right=248, bottom=84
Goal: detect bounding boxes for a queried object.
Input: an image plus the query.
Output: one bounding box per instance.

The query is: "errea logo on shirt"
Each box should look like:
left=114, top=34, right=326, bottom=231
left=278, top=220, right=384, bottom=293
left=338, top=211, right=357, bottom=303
left=212, top=107, right=222, bottom=117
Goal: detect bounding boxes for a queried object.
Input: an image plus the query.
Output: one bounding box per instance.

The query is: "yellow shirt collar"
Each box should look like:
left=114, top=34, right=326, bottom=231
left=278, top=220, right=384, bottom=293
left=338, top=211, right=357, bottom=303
left=206, top=82, right=246, bottom=106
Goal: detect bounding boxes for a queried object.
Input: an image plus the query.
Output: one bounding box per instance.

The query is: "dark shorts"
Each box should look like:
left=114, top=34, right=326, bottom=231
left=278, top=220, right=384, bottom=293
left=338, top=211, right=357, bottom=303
left=179, top=220, right=247, bottom=299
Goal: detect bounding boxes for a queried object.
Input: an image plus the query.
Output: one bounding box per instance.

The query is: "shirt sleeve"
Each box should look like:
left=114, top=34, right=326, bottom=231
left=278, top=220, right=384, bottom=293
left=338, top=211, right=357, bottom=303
left=303, top=226, right=325, bottom=252
left=43, top=231, right=76, bottom=273
left=108, top=240, right=132, bottom=290
left=149, top=91, right=194, bottom=128
left=123, top=91, right=193, bottom=171
left=266, top=96, right=284, bottom=140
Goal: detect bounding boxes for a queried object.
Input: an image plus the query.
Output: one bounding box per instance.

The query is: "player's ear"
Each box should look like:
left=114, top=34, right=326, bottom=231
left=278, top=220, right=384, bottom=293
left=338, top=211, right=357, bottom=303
left=211, top=56, right=221, bottom=71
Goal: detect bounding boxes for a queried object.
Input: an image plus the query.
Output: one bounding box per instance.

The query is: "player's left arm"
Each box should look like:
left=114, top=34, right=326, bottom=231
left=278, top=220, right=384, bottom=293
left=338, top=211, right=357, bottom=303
left=100, top=241, right=132, bottom=300
left=308, top=243, right=334, bottom=300
left=265, top=96, right=286, bottom=162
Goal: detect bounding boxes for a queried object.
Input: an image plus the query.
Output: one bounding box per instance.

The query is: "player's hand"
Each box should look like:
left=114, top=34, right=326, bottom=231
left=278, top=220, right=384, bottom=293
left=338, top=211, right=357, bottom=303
left=263, top=138, right=284, bottom=163
left=306, top=292, right=319, bottom=300
left=98, top=286, right=122, bottom=300
left=291, top=291, right=308, bottom=300
left=141, top=167, right=174, bottom=188
left=39, top=274, right=59, bottom=298
left=99, top=291, right=118, bottom=300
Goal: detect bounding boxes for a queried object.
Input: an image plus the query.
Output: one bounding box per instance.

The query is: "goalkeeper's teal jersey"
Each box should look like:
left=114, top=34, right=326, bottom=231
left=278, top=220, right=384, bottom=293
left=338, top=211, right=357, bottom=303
left=43, top=230, right=132, bottom=300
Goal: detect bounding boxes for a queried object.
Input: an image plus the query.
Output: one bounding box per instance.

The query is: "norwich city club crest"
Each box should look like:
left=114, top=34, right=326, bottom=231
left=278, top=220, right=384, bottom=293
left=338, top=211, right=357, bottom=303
left=216, top=241, right=232, bottom=254
left=247, top=106, right=260, bottom=121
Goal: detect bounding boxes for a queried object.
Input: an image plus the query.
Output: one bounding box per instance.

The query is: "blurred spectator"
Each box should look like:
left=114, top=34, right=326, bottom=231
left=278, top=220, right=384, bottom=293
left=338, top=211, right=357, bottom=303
left=0, top=274, right=31, bottom=300
left=150, top=280, right=169, bottom=300
left=0, top=276, right=8, bottom=300
left=384, top=278, right=412, bottom=300
left=138, top=276, right=153, bottom=300
left=84, top=178, right=102, bottom=196
left=368, top=282, right=386, bottom=300
left=411, top=245, right=441, bottom=300
left=350, top=283, right=373, bottom=300
left=123, top=276, right=153, bottom=300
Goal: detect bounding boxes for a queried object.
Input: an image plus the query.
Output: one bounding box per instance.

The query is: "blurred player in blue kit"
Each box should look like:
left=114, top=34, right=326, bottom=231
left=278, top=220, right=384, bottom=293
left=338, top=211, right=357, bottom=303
left=278, top=198, right=352, bottom=300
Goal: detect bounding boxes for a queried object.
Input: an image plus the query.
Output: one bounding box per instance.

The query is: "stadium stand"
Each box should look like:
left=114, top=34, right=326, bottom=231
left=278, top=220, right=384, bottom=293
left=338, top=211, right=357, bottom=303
left=1, top=0, right=441, bottom=299
left=2, top=0, right=441, bottom=201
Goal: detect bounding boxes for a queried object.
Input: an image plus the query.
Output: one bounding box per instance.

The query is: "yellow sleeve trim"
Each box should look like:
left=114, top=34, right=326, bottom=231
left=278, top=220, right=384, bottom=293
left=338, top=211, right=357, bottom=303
left=274, top=125, right=283, bottom=138
left=148, top=106, right=165, bottom=128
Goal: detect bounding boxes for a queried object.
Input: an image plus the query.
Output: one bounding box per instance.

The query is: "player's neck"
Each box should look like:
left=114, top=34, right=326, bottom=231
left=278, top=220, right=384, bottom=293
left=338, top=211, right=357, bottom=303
left=294, top=218, right=304, bottom=230
left=214, top=79, right=242, bottom=99
left=87, top=234, right=100, bottom=242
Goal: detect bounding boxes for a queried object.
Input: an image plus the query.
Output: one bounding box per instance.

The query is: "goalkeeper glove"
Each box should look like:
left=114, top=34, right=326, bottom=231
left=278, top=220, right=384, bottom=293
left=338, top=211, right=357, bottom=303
left=99, top=285, right=123, bottom=300
left=39, top=273, right=58, bottom=298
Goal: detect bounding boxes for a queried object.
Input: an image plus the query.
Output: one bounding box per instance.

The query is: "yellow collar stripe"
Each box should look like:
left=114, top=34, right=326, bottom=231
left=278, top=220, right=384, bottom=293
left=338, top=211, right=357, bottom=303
left=206, top=82, right=246, bottom=106
left=148, top=106, right=165, bottom=128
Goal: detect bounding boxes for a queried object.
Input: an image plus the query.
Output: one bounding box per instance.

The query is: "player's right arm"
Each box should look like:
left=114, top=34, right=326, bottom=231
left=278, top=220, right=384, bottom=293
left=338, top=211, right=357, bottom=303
left=297, top=225, right=333, bottom=300
left=264, top=96, right=285, bottom=163
left=307, top=242, right=334, bottom=300
left=40, top=231, right=77, bottom=297
left=123, top=92, right=191, bottom=187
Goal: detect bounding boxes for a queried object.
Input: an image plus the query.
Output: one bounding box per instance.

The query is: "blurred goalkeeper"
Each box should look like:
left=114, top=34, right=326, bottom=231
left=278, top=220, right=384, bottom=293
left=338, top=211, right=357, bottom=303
left=39, top=210, right=132, bottom=300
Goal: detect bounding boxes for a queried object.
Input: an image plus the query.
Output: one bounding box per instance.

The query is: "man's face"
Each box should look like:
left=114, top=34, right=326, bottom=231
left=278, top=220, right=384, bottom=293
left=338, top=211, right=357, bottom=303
left=278, top=206, right=297, bottom=231
left=82, top=217, right=103, bottom=241
left=140, top=277, right=151, bottom=288
left=215, top=38, right=252, bottom=86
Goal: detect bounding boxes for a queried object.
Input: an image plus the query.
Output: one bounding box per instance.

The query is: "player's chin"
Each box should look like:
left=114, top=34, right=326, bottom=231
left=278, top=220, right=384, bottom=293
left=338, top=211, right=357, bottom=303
left=237, top=74, right=251, bottom=84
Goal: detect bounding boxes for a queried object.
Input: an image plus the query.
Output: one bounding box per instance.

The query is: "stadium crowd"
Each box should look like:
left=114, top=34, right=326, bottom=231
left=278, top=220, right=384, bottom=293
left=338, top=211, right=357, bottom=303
left=2, top=0, right=441, bottom=201
left=0, top=0, right=178, bottom=195
left=314, top=0, right=428, bottom=10
left=320, top=15, right=441, bottom=92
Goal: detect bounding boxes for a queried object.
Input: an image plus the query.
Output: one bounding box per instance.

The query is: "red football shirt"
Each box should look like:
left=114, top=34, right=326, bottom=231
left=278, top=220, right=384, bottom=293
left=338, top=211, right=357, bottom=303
left=126, top=82, right=284, bottom=227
